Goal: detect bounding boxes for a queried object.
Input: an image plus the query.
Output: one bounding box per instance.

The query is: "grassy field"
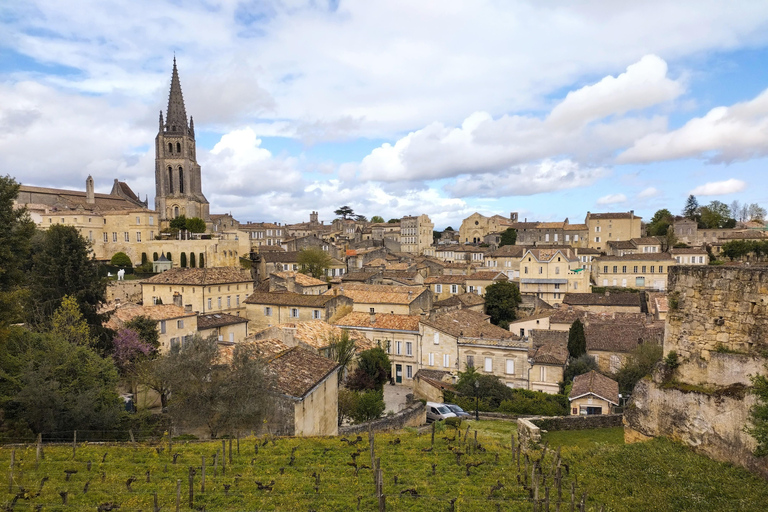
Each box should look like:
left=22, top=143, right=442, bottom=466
left=0, top=421, right=766, bottom=511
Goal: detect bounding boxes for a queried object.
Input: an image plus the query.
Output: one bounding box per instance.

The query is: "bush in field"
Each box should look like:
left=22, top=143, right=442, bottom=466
left=110, top=252, right=133, bottom=267
left=350, top=390, right=385, bottom=423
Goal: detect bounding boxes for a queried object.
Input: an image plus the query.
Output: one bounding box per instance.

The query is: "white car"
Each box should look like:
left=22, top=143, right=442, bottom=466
left=426, top=402, right=457, bottom=423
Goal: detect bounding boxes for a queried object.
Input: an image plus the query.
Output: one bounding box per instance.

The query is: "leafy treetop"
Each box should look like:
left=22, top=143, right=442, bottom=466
left=484, top=281, right=521, bottom=329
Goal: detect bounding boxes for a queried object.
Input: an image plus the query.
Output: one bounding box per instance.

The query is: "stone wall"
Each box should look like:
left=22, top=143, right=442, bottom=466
left=516, top=418, right=541, bottom=446
left=625, top=265, right=768, bottom=478
left=106, top=281, right=142, bottom=303
left=340, top=402, right=425, bottom=435
left=531, top=414, right=622, bottom=431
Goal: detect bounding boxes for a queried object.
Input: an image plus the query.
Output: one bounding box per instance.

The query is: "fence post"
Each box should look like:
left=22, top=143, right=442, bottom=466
left=229, top=437, right=233, bottom=465
left=154, top=491, right=159, bottom=512
left=201, top=455, right=206, bottom=493
left=175, top=479, right=181, bottom=512
left=222, top=439, right=227, bottom=476
left=73, top=430, right=77, bottom=459
left=9, top=448, right=14, bottom=493
left=188, top=467, right=195, bottom=508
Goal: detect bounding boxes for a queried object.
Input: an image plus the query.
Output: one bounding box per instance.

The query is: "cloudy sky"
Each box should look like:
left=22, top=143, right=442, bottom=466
left=4, top=1, right=768, bottom=229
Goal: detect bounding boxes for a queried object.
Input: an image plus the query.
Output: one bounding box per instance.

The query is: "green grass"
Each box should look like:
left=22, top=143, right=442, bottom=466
left=0, top=422, right=766, bottom=511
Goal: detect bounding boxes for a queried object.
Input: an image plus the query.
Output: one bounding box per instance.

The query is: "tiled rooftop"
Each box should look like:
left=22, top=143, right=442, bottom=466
left=569, top=370, right=619, bottom=405
left=143, top=267, right=252, bottom=285
left=271, top=271, right=328, bottom=287
left=562, top=293, right=642, bottom=307
left=333, top=312, right=420, bottom=332
left=197, top=312, right=248, bottom=330
left=245, top=291, right=341, bottom=307
left=267, top=347, right=339, bottom=399
left=422, top=309, right=519, bottom=341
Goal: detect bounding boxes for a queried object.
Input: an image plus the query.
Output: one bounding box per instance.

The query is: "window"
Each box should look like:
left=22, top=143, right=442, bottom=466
left=610, top=355, right=621, bottom=373
left=539, top=267, right=543, bottom=274
left=435, top=284, right=442, bottom=293
left=595, top=236, right=601, bottom=243
left=506, top=359, right=515, bottom=375
left=443, top=354, right=450, bottom=368
left=603, top=266, right=608, bottom=273
left=103, top=233, right=108, bottom=243
left=170, top=337, right=179, bottom=349
left=433, top=332, right=439, bottom=345
left=524, top=267, right=528, bottom=274
left=612, top=266, right=618, bottom=273
left=136, top=232, right=141, bottom=242
left=554, top=283, right=560, bottom=290
left=450, top=284, right=458, bottom=294
left=177, top=319, right=184, bottom=328
left=160, top=320, right=166, bottom=334
left=136, top=216, right=141, bottom=225
left=217, top=297, right=222, bottom=309
left=574, top=235, right=579, bottom=242
left=124, top=232, right=130, bottom=242
left=540, top=366, right=546, bottom=381
left=555, top=267, right=560, bottom=274
left=236, top=296, right=240, bottom=307
left=565, top=234, right=570, bottom=242
left=208, top=298, right=212, bottom=310
left=395, top=341, right=402, bottom=355
left=484, top=357, right=493, bottom=372
left=113, top=232, right=117, bottom=242
left=554, top=233, right=559, bottom=241
left=650, top=266, right=655, bottom=273
left=290, top=308, right=299, bottom=318
left=149, top=216, right=154, bottom=226
left=642, top=266, right=647, bottom=273
left=406, top=365, right=413, bottom=379
left=312, top=309, right=321, bottom=319
left=466, top=355, right=474, bottom=368
left=428, top=353, right=435, bottom=366
left=545, top=234, right=550, bottom=242
left=264, top=306, right=272, bottom=316
left=633, top=266, right=638, bottom=273
left=659, top=266, right=664, bottom=273
left=406, top=342, right=413, bottom=356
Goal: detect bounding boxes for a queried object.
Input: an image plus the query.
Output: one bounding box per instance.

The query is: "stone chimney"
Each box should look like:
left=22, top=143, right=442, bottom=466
left=185, top=304, right=192, bottom=313
left=369, top=310, right=376, bottom=324
left=86, top=175, right=95, bottom=204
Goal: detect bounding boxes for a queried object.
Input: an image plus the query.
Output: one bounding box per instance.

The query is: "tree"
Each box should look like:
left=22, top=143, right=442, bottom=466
left=747, top=364, right=768, bottom=456
left=387, top=218, right=400, bottom=224
left=110, top=252, right=132, bottom=267
left=327, top=330, right=356, bottom=384
left=28, top=225, right=107, bottom=345
left=163, top=335, right=273, bottom=437
left=0, top=175, right=36, bottom=327
left=499, top=228, right=517, bottom=247
left=169, top=215, right=188, bottom=231
left=699, top=200, right=734, bottom=229
left=297, top=247, right=333, bottom=279
left=350, top=390, right=385, bottom=423
left=614, top=343, right=663, bottom=396
left=748, top=203, right=767, bottom=222
left=567, top=319, right=587, bottom=358
left=683, top=195, right=699, bottom=221
left=354, top=214, right=368, bottom=222
left=371, top=216, right=384, bottom=224
left=347, top=347, right=390, bottom=391
left=562, top=354, right=598, bottom=390
left=186, top=217, right=207, bottom=233
left=646, top=209, right=673, bottom=237
left=334, top=206, right=354, bottom=219
left=0, top=327, right=122, bottom=438
left=484, top=281, right=521, bottom=329
left=51, top=295, right=94, bottom=347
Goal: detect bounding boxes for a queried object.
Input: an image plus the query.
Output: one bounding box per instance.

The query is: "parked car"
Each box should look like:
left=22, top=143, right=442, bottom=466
left=426, top=402, right=457, bottom=423
left=444, top=403, right=471, bottom=418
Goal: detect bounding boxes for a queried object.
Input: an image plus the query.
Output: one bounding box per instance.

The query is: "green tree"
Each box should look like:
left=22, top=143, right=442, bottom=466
left=747, top=364, right=768, bottom=456
left=0, top=175, right=36, bottom=327
left=646, top=209, right=673, bottom=236
left=567, top=319, right=587, bottom=358
left=125, top=315, right=160, bottom=352
left=614, top=343, right=663, bottom=396
left=499, top=228, right=517, bottom=247
left=347, top=347, right=390, bottom=391
left=110, top=252, right=132, bottom=267
left=51, top=295, right=94, bottom=347
left=28, top=225, right=108, bottom=344
left=327, top=330, right=357, bottom=384
left=562, top=354, right=599, bottom=393
left=683, top=195, right=699, bottom=221
left=350, top=390, right=385, bottom=423
left=297, top=247, right=333, bottom=279
left=334, top=206, right=354, bottom=219
left=169, top=215, right=188, bottom=231
left=387, top=218, right=400, bottom=224
left=370, top=216, right=384, bottom=224
left=484, top=281, right=521, bottom=329
left=354, top=214, right=368, bottom=222
left=186, top=217, right=206, bottom=233
left=699, top=200, right=734, bottom=229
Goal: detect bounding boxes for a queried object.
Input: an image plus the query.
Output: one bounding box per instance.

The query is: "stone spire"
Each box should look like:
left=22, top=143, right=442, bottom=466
left=165, top=57, right=188, bottom=134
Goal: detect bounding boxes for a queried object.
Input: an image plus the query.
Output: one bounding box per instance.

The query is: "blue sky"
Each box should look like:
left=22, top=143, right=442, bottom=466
left=4, top=1, right=768, bottom=229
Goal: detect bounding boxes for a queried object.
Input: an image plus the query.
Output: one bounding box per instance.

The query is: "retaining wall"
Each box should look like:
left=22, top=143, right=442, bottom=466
left=340, top=402, right=425, bottom=435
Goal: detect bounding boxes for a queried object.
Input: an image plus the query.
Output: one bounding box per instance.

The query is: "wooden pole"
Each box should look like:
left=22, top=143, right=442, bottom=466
left=431, top=422, right=435, bottom=446
left=570, top=482, right=575, bottom=512
left=188, top=467, right=194, bottom=508
left=222, top=439, right=227, bottom=476
left=73, top=430, right=77, bottom=459
left=153, top=491, right=159, bottom=512
left=129, top=429, right=136, bottom=448
left=236, top=433, right=240, bottom=455
left=9, top=449, right=15, bottom=492
left=201, top=456, right=206, bottom=493
left=213, top=451, right=218, bottom=478
left=229, top=437, right=233, bottom=465
left=175, top=479, right=181, bottom=512
left=369, top=428, right=376, bottom=470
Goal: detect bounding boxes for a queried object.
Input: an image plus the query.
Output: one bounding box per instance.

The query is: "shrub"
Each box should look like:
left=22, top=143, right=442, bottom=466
left=664, top=351, right=680, bottom=370
left=350, top=390, right=385, bottom=423
left=445, top=417, right=462, bottom=429
left=110, top=252, right=132, bottom=267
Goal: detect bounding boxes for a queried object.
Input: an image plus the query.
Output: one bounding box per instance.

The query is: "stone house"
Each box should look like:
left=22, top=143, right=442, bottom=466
left=420, top=309, right=529, bottom=388
left=569, top=370, right=619, bottom=415
left=592, top=253, right=675, bottom=290
left=400, top=214, right=434, bottom=255
left=413, top=369, right=455, bottom=402
left=508, top=311, right=555, bottom=339
left=142, top=267, right=253, bottom=316
left=520, top=247, right=591, bottom=304
left=197, top=312, right=249, bottom=344
left=432, top=293, right=485, bottom=313
left=268, top=271, right=329, bottom=295
left=482, top=244, right=526, bottom=279
left=459, top=212, right=516, bottom=244
left=327, top=283, right=432, bottom=315
left=465, top=271, right=508, bottom=296
left=333, top=312, right=421, bottom=386
left=424, top=275, right=468, bottom=301
left=528, top=332, right=569, bottom=394
left=105, top=302, right=197, bottom=354
left=606, top=236, right=663, bottom=256
left=585, top=322, right=664, bottom=374
left=561, top=292, right=643, bottom=314
left=244, top=291, right=353, bottom=332
left=254, top=251, right=301, bottom=281
left=670, top=246, right=709, bottom=265
left=514, top=219, right=589, bottom=248
left=584, top=211, right=643, bottom=251
left=265, top=347, right=340, bottom=436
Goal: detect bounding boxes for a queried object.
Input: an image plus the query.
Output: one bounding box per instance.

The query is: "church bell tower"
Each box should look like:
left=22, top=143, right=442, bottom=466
left=155, top=58, right=210, bottom=222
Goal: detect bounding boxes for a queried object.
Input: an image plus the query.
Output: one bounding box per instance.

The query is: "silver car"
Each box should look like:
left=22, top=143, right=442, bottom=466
left=426, top=402, right=457, bottom=423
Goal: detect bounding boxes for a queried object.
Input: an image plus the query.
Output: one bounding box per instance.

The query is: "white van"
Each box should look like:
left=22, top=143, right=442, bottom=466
left=426, top=402, right=457, bottom=423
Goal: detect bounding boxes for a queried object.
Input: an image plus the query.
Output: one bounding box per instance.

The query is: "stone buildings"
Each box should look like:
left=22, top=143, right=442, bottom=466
left=400, top=214, right=434, bottom=254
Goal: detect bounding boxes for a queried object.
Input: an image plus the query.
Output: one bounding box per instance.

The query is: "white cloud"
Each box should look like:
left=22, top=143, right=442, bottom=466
left=618, top=89, right=768, bottom=164
left=637, top=187, right=660, bottom=198
left=690, top=179, right=746, bottom=196
left=596, top=193, right=628, bottom=205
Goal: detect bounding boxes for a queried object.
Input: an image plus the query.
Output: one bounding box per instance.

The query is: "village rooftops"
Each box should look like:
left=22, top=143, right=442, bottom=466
left=105, top=303, right=195, bottom=330
left=586, top=212, right=642, bottom=220
left=529, top=329, right=568, bottom=348
left=244, top=337, right=291, bottom=358
left=562, top=292, right=642, bottom=308
left=266, top=347, right=340, bottom=399
left=424, top=275, right=468, bottom=285
left=244, top=291, right=342, bottom=307
left=569, top=370, right=619, bottom=405
left=585, top=322, right=663, bottom=353
left=530, top=342, right=569, bottom=365
left=550, top=309, right=647, bottom=326
left=197, top=312, right=248, bottom=330
left=270, top=271, right=328, bottom=287
left=333, top=312, right=420, bottom=332
left=326, top=283, right=428, bottom=305
left=259, top=251, right=300, bottom=263
left=143, top=267, right=252, bottom=286
left=431, top=292, right=486, bottom=309
left=422, top=309, right=520, bottom=342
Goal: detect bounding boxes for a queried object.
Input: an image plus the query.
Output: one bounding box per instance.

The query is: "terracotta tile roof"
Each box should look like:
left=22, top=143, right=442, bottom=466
left=594, top=253, right=674, bottom=262
left=587, top=212, right=641, bottom=220
left=585, top=323, right=663, bottom=353
left=333, top=312, right=420, bottom=332
left=422, top=309, right=519, bottom=341
left=197, top=312, right=248, bottom=330
left=607, top=240, right=636, bottom=250
left=342, top=271, right=378, bottom=282
left=529, top=329, right=568, bottom=348
left=456, top=292, right=485, bottom=307
left=266, top=347, right=339, bottom=399
left=271, top=271, right=328, bottom=287
left=575, top=247, right=601, bottom=254
left=248, top=337, right=291, bottom=358
left=290, top=320, right=372, bottom=351
left=537, top=221, right=565, bottom=229
left=143, top=267, right=252, bottom=285
left=562, top=293, right=642, bottom=307
left=329, top=283, right=428, bottom=305
left=632, top=237, right=663, bottom=245
left=416, top=369, right=452, bottom=382
left=509, top=222, right=541, bottom=229
left=489, top=245, right=526, bottom=257
left=509, top=310, right=556, bottom=325
left=563, top=223, right=588, bottom=231
left=18, top=184, right=145, bottom=212
left=569, top=370, right=619, bottom=405
left=654, top=296, right=668, bottom=313
left=261, top=251, right=300, bottom=263
left=670, top=246, right=708, bottom=254
left=364, top=258, right=388, bottom=267
left=105, top=303, right=195, bottom=330
left=245, top=291, right=342, bottom=307
left=524, top=248, right=578, bottom=262
left=424, top=275, right=467, bottom=285
left=531, top=342, right=569, bottom=365
left=466, top=271, right=508, bottom=281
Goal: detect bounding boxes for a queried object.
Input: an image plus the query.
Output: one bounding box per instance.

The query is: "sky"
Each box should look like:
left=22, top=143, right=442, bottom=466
left=4, top=1, right=768, bottom=230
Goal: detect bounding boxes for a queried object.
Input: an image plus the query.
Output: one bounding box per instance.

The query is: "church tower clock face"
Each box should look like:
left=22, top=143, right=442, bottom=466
left=154, top=58, right=209, bottom=222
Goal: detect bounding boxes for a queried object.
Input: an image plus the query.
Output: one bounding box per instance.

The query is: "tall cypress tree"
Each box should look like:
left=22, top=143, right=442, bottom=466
left=567, top=319, right=587, bottom=358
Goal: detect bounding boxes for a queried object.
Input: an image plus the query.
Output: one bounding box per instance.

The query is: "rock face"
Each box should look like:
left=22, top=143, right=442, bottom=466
left=624, top=266, right=768, bottom=478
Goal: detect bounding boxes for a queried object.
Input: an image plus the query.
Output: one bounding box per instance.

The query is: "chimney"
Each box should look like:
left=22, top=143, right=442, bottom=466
left=185, top=304, right=192, bottom=313
left=369, top=308, right=376, bottom=324
left=86, top=175, right=95, bottom=204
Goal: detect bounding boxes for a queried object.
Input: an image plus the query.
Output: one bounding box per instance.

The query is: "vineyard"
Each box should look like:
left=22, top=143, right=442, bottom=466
left=0, top=421, right=767, bottom=511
